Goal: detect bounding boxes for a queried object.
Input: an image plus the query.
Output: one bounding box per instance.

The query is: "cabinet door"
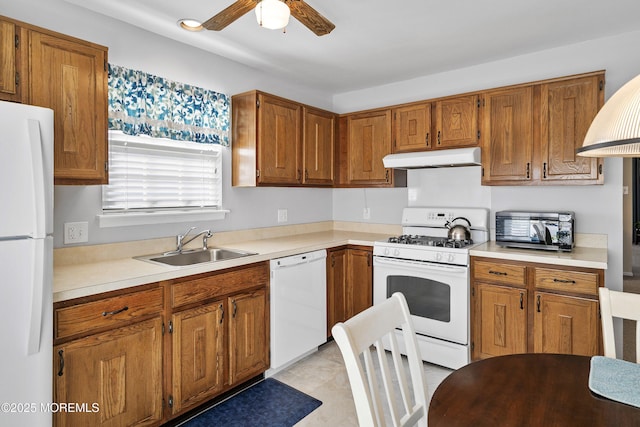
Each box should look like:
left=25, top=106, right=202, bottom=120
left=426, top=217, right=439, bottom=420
left=229, top=289, right=269, bottom=385
left=472, top=283, right=527, bottom=360
left=393, top=103, right=432, bottom=152
left=0, top=19, right=24, bottom=102
left=29, top=31, right=108, bottom=184
left=172, top=302, right=225, bottom=415
left=327, top=249, right=349, bottom=336
left=54, top=317, right=163, bottom=427
left=327, top=248, right=348, bottom=336
left=434, top=95, right=479, bottom=148
left=303, top=107, right=334, bottom=185
left=257, top=94, right=301, bottom=184
left=347, top=110, right=392, bottom=185
left=481, top=87, right=533, bottom=184
left=540, top=75, right=604, bottom=183
left=348, top=248, right=372, bottom=317
left=533, top=292, right=599, bottom=356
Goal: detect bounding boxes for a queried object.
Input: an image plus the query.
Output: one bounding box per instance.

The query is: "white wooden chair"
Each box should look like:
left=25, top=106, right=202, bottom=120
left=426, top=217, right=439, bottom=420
left=331, top=292, right=428, bottom=427
left=599, top=287, right=640, bottom=362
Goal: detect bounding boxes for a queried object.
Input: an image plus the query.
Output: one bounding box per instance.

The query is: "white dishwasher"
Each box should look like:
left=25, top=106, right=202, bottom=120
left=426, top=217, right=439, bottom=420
left=266, top=249, right=327, bottom=377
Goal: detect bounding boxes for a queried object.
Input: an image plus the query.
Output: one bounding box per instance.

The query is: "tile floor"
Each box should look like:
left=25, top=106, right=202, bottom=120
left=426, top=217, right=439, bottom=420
left=273, top=341, right=453, bottom=426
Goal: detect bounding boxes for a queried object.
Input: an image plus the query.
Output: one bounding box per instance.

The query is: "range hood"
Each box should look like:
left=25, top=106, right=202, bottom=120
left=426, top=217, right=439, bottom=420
left=383, top=147, right=481, bottom=169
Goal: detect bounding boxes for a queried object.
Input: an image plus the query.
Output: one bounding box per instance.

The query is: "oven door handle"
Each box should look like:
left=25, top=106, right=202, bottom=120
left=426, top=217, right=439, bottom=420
left=374, top=256, right=468, bottom=273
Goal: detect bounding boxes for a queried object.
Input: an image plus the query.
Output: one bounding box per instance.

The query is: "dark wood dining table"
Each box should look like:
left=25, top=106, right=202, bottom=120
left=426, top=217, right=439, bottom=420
left=428, top=353, right=640, bottom=426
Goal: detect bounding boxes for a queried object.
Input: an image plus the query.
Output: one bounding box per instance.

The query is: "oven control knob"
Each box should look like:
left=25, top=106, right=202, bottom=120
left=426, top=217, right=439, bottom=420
left=393, top=249, right=401, bottom=256
left=384, top=248, right=390, bottom=256
left=435, top=252, right=443, bottom=261
left=448, top=253, right=455, bottom=262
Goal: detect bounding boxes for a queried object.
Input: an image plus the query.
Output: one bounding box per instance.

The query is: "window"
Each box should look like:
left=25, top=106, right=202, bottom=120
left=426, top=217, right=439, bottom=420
left=99, top=131, right=225, bottom=226
left=101, top=65, right=230, bottom=227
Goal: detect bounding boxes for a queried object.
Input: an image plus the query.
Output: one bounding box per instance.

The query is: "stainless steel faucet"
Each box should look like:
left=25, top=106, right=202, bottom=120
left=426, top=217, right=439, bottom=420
left=176, top=227, right=213, bottom=252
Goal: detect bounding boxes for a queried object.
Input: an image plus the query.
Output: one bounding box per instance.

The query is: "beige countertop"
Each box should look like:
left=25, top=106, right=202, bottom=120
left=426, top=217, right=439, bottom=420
left=470, top=241, right=608, bottom=270
left=55, top=222, right=608, bottom=303
left=53, top=228, right=394, bottom=303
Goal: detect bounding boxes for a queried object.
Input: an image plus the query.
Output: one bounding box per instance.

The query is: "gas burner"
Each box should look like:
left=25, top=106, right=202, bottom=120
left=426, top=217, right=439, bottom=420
left=387, top=235, right=474, bottom=248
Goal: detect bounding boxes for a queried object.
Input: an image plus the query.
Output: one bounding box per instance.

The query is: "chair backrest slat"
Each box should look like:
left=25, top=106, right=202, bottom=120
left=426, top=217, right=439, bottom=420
left=599, top=287, right=640, bottom=363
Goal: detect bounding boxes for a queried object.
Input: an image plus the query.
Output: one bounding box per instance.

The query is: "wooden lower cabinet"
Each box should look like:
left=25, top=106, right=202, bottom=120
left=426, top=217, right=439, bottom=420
left=54, top=317, right=163, bottom=427
left=54, top=262, right=270, bottom=426
left=471, top=256, right=603, bottom=361
left=171, top=302, right=225, bottom=415
left=473, top=283, right=527, bottom=359
left=533, top=292, right=599, bottom=356
left=229, top=290, right=269, bottom=384
left=327, top=246, right=373, bottom=336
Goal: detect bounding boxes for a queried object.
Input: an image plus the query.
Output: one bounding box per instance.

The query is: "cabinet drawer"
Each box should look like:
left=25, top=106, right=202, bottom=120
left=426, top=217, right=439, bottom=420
left=55, top=287, right=163, bottom=340
left=172, top=262, right=269, bottom=309
left=534, top=268, right=598, bottom=296
left=473, top=260, right=526, bottom=287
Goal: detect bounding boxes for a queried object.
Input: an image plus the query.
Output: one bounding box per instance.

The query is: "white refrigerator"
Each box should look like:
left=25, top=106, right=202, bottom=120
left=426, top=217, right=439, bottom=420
left=0, top=101, right=54, bottom=427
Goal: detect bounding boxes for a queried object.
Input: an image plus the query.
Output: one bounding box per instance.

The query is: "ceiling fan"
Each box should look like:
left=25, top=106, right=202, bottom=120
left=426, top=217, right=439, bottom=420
left=202, top=0, right=335, bottom=36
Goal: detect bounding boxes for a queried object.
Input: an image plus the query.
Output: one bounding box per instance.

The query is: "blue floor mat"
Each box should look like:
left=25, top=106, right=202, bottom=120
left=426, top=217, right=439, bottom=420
left=181, top=379, right=322, bottom=427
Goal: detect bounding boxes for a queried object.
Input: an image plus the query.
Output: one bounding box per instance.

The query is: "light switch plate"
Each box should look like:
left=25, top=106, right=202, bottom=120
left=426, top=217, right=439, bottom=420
left=64, top=222, right=89, bottom=244
left=363, top=208, right=371, bottom=219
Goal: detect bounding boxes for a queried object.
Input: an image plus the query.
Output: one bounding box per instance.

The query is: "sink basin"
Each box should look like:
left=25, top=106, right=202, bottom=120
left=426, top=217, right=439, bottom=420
left=135, top=247, right=257, bottom=267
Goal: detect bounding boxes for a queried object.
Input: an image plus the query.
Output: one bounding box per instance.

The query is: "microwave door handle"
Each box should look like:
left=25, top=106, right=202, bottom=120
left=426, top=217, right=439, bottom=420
left=532, top=223, right=545, bottom=242
left=544, top=226, right=553, bottom=245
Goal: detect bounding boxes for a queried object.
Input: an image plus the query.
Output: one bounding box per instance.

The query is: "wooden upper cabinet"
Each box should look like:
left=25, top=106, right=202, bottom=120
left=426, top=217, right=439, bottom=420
left=346, top=109, right=393, bottom=185
left=302, top=106, right=335, bottom=185
left=481, top=86, right=534, bottom=184
left=0, top=19, right=26, bottom=102
left=434, top=95, right=480, bottom=149
left=393, top=102, right=432, bottom=152
left=29, top=30, right=108, bottom=185
left=540, top=74, right=604, bottom=184
left=232, top=91, right=333, bottom=187
left=257, top=94, right=301, bottom=184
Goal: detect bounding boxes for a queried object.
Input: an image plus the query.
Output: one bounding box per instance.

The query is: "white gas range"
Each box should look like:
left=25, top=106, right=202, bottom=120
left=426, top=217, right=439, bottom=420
left=373, top=207, right=489, bottom=370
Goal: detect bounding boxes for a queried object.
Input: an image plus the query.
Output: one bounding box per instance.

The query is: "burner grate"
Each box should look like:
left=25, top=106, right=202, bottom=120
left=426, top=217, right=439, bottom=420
left=387, top=234, right=474, bottom=248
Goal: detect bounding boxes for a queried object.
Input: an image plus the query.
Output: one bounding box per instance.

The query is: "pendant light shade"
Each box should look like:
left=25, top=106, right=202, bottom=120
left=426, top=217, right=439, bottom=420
left=255, top=0, right=290, bottom=30
left=578, top=73, right=640, bottom=157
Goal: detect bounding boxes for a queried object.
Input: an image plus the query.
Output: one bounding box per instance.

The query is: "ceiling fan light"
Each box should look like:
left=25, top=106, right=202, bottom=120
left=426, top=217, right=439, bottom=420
left=255, top=0, right=290, bottom=30
left=578, top=73, right=640, bottom=157
left=178, top=18, right=203, bottom=32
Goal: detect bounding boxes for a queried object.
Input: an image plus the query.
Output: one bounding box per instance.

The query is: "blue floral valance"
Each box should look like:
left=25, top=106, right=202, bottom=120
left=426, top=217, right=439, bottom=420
left=107, top=64, right=229, bottom=146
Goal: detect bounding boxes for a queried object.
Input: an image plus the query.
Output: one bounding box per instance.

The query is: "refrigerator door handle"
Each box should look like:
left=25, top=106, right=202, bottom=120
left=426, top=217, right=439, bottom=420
left=26, top=119, right=48, bottom=238
left=27, top=238, right=51, bottom=355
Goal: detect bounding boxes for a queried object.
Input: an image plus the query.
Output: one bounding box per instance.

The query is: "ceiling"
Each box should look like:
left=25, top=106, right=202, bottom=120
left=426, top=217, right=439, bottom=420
left=65, top=0, right=640, bottom=93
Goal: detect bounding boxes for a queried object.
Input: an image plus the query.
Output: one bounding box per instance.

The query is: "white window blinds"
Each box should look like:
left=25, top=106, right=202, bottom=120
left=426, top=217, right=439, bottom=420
left=103, top=132, right=222, bottom=212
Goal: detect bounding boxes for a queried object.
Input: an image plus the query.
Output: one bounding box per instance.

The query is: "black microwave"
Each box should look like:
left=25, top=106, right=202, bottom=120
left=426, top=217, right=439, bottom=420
left=495, top=211, right=575, bottom=252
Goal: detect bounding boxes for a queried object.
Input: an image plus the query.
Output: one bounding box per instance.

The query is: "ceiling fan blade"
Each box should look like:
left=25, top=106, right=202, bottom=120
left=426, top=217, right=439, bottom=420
left=288, top=0, right=335, bottom=36
left=203, top=0, right=256, bottom=31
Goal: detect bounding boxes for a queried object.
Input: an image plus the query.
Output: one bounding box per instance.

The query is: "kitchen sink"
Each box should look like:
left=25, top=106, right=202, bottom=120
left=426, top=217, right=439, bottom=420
left=135, top=247, right=257, bottom=267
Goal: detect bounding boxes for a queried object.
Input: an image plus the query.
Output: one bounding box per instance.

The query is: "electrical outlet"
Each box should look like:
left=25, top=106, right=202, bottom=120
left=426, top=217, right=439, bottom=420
left=277, top=209, right=288, bottom=223
left=64, top=222, right=89, bottom=244
left=363, top=208, right=371, bottom=219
